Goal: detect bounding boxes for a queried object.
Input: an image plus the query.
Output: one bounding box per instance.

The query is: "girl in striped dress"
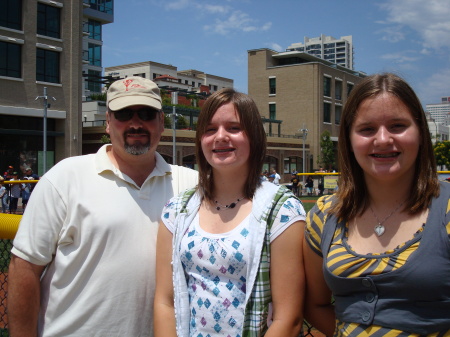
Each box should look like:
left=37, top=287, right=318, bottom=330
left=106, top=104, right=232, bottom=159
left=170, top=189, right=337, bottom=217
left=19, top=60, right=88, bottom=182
left=303, top=73, right=450, bottom=337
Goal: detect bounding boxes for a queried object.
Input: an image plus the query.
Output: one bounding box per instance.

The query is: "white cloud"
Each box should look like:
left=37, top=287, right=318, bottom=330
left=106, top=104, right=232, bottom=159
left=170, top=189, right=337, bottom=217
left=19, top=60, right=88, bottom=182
left=204, top=10, right=271, bottom=35
left=380, top=51, right=419, bottom=64
left=164, top=0, right=191, bottom=10
left=380, top=0, right=450, bottom=50
left=417, top=68, right=450, bottom=104
left=164, top=1, right=270, bottom=35
left=266, top=43, right=283, bottom=52
left=203, top=4, right=229, bottom=14
left=378, top=26, right=405, bottom=43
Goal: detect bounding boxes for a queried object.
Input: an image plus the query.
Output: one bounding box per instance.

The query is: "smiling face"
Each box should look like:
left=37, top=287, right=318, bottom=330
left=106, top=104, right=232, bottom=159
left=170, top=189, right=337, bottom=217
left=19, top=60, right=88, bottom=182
left=200, top=102, right=250, bottom=175
left=350, top=93, right=420, bottom=185
left=106, top=105, right=164, bottom=159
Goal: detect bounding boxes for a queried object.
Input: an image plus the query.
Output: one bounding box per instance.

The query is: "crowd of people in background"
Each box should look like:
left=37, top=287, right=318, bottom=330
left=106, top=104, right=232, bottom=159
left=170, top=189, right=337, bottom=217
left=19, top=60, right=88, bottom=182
left=0, top=165, right=39, bottom=214
left=259, top=166, right=332, bottom=197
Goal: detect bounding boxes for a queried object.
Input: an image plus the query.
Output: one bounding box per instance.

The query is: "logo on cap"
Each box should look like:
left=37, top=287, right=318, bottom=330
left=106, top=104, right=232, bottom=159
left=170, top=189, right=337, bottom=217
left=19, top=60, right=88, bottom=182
left=123, top=79, right=146, bottom=91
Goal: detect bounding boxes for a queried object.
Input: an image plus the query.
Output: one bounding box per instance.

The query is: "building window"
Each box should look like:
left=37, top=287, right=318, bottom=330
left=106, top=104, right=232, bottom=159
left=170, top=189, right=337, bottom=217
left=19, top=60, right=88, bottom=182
left=36, top=48, right=60, bottom=83
left=89, top=0, right=113, bottom=14
left=0, top=42, right=21, bottom=78
left=335, top=80, right=342, bottom=100
left=335, top=105, right=342, bottom=124
left=87, top=70, right=102, bottom=93
left=323, top=102, right=331, bottom=123
left=88, top=43, right=101, bottom=66
left=88, top=20, right=102, bottom=40
left=0, top=0, right=22, bottom=30
left=37, top=3, right=61, bottom=39
left=287, top=157, right=301, bottom=174
left=269, top=78, right=276, bottom=95
left=347, top=83, right=354, bottom=97
left=323, top=76, right=331, bottom=97
left=133, top=73, right=145, bottom=78
left=269, top=103, right=276, bottom=120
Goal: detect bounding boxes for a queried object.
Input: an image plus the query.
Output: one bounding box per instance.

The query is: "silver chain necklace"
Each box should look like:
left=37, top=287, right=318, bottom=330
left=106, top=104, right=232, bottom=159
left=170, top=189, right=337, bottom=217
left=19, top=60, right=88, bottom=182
left=214, top=196, right=245, bottom=211
left=370, top=201, right=405, bottom=237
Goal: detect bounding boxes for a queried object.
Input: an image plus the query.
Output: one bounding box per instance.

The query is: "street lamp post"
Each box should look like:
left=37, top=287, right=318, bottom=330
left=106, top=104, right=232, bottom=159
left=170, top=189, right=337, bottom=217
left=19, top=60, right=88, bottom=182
left=171, top=92, right=178, bottom=165
left=300, top=125, right=308, bottom=184
left=35, top=87, right=55, bottom=175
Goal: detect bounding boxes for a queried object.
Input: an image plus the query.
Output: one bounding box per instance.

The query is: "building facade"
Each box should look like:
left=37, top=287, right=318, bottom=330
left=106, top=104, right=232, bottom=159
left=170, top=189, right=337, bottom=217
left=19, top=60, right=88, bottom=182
left=104, top=61, right=233, bottom=94
left=82, top=0, right=114, bottom=97
left=286, top=34, right=354, bottom=70
left=426, top=96, right=450, bottom=126
left=248, top=48, right=366, bottom=175
left=0, top=0, right=113, bottom=176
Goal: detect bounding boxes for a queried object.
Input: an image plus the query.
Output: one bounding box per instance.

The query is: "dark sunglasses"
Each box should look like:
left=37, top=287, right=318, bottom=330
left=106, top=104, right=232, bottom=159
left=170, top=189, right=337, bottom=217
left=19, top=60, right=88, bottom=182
left=112, top=108, right=160, bottom=122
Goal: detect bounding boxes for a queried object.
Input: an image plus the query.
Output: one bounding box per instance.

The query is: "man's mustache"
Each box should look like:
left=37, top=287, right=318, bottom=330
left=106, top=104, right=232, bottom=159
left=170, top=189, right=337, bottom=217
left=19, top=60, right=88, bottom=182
left=125, top=128, right=150, bottom=137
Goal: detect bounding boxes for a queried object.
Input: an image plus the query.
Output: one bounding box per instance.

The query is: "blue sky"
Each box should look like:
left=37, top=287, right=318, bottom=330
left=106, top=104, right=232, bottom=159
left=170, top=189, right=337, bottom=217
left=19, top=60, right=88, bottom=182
left=103, top=0, right=450, bottom=106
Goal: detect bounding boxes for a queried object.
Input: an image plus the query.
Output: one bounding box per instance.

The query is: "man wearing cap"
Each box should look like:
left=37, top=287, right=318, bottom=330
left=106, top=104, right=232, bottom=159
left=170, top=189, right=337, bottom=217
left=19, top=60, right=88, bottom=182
left=8, top=77, right=199, bottom=336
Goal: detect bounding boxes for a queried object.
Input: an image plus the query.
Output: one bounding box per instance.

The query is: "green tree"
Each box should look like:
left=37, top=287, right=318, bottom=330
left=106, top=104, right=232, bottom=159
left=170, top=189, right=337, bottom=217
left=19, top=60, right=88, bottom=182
left=318, top=130, right=335, bottom=171
left=100, top=134, right=111, bottom=144
left=164, top=114, right=189, bottom=129
left=434, top=140, right=450, bottom=170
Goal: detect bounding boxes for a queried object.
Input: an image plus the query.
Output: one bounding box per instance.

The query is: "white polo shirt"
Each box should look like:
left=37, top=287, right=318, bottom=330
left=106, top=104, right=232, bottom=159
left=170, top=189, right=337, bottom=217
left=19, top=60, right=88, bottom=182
left=12, top=144, right=198, bottom=337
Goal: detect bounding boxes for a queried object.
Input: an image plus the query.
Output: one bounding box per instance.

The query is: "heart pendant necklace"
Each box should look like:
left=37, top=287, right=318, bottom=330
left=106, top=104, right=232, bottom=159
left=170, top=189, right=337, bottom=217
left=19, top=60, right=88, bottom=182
left=370, top=201, right=405, bottom=237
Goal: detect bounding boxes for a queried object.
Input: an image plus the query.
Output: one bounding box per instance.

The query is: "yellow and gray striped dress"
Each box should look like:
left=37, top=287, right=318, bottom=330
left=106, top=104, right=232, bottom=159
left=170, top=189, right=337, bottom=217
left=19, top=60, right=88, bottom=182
left=305, top=194, right=450, bottom=337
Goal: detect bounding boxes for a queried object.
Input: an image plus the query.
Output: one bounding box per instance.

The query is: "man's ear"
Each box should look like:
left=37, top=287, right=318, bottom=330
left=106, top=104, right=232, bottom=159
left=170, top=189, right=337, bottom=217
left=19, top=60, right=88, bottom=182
left=159, top=110, right=165, bottom=132
left=105, top=110, right=111, bottom=134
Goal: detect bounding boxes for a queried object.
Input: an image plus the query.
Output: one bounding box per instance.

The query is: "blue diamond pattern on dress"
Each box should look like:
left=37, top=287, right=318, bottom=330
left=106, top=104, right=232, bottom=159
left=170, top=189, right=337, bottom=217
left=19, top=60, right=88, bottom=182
left=186, top=251, right=192, bottom=260
left=226, top=281, right=234, bottom=290
left=209, top=255, right=216, bottom=264
left=235, top=252, right=243, bottom=262
left=240, top=228, right=249, bottom=237
left=213, top=287, right=220, bottom=296
left=280, top=214, right=289, bottom=223
left=220, top=248, right=227, bottom=258
left=209, top=243, right=215, bottom=253
left=188, top=229, right=196, bottom=237
left=213, top=276, right=220, bottom=285
left=204, top=299, right=211, bottom=308
left=232, top=240, right=240, bottom=249
left=197, top=298, right=204, bottom=307
left=213, top=311, right=221, bottom=321
left=188, top=241, right=195, bottom=249
left=228, top=265, right=235, bottom=274
left=228, top=317, right=237, bottom=327
left=232, top=297, right=240, bottom=308
left=214, top=323, right=222, bottom=332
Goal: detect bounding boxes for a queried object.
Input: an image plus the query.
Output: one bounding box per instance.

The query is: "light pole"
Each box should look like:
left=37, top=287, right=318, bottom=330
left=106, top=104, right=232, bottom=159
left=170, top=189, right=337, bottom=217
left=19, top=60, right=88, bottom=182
left=300, top=125, right=308, bottom=184
left=171, top=91, right=178, bottom=165
left=35, top=87, right=56, bottom=175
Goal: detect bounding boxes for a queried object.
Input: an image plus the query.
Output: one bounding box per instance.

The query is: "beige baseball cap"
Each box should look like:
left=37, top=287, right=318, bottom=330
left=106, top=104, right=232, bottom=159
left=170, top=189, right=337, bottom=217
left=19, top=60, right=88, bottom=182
left=107, top=76, right=162, bottom=111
